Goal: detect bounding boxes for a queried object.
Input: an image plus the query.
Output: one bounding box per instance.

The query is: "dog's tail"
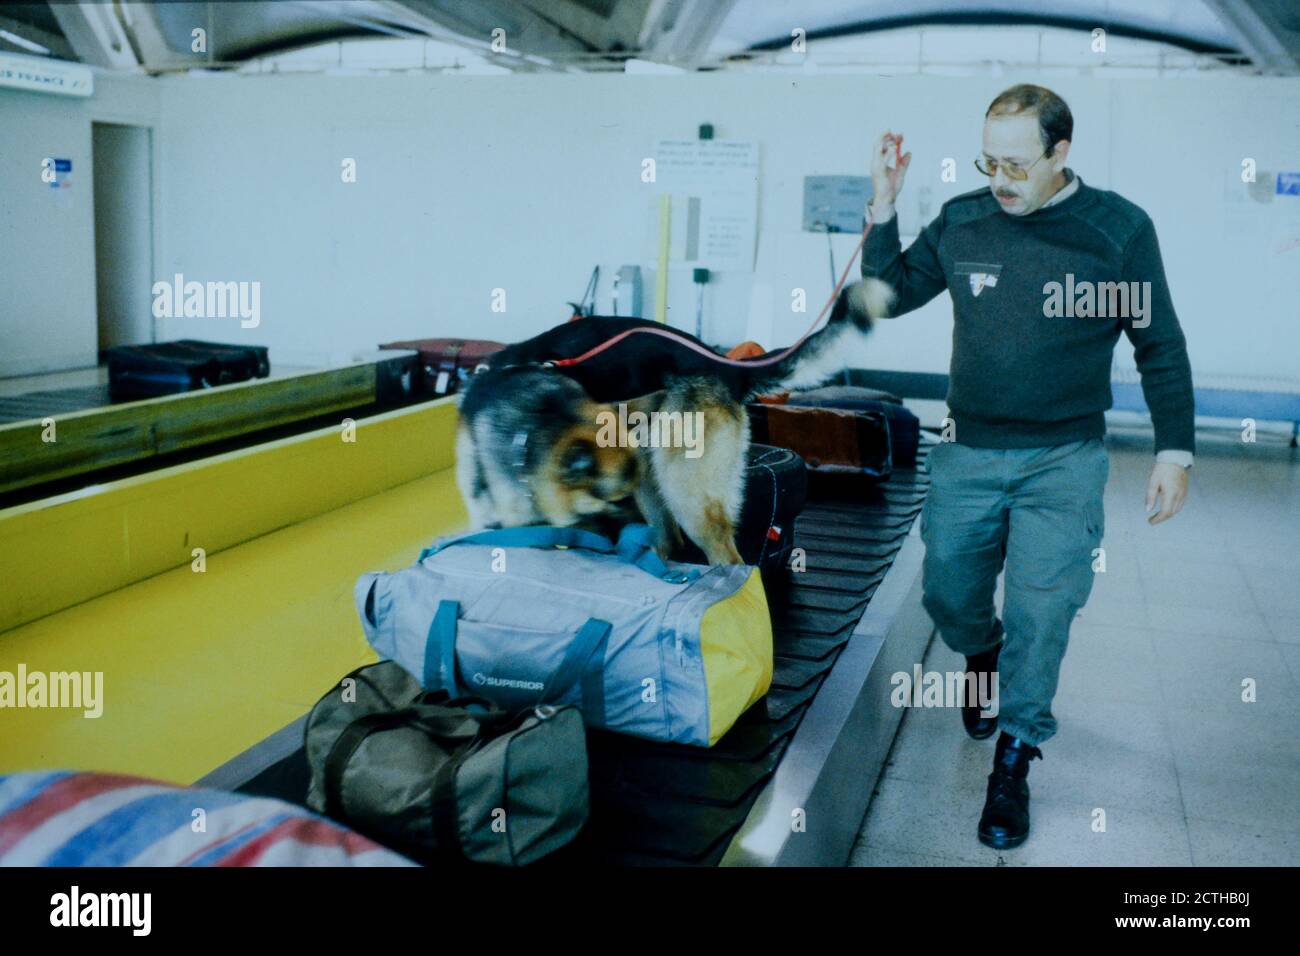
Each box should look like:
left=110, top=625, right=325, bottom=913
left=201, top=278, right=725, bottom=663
left=749, top=278, right=895, bottom=396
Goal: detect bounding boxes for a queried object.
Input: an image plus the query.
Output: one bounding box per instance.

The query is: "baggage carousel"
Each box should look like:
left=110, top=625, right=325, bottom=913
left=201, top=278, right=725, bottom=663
left=219, top=453, right=934, bottom=867
left=0, top=395, right=933, bottom=867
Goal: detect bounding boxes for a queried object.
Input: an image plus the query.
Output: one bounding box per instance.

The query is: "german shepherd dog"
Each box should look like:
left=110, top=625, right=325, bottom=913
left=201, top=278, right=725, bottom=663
left=455, top=278, right=894, bottom=565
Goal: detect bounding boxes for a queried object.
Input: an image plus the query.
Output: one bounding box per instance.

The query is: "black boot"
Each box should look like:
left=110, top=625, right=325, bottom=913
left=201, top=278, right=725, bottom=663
left=977, top=732, right=1043, bottom=850
left=961, top=643, right=1001, bottom=740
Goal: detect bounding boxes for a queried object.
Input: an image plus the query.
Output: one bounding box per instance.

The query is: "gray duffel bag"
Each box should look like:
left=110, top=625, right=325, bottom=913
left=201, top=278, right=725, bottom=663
left=305, top=660, right=588, bottom=866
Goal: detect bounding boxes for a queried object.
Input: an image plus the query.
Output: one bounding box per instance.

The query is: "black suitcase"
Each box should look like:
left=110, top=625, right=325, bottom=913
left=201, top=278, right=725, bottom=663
left=736, top=443, right=808, bottom=573
left=784, top=385, right=921, bottom=468
left=676, top=443, right=807, bottom=577
left=106, top=340, right=270, bottom=400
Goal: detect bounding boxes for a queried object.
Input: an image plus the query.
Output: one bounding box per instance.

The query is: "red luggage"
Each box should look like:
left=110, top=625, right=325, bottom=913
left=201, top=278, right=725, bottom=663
left=377, top=339, right=505, bottom=396
left=783, top=385, right=921, bottom=468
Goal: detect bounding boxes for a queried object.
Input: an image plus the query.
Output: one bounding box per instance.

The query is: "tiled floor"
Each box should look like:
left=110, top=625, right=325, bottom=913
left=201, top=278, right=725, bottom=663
left=851, top=428, right=1300, bottom=867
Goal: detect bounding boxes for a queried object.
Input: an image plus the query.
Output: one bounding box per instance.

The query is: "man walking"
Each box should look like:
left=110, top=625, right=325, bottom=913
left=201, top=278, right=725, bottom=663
left=862, top=84, right=1195, bottom=848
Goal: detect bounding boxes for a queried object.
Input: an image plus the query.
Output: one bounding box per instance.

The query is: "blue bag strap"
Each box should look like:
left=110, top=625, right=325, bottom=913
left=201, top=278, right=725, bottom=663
left=580, top=657, right=606, bottom=726
left=424, top=600, right=462, bottom=696
left=420, top=525, right=615, bottom=561
left=614, top=524, right=700, bottom=584
left=421, top=523, right=699, bottom=584
left=424, top=603, right=610, bottom=723
left=543, top=617, right=610, bottom=725
left=614, top=522, right=656, bottom=561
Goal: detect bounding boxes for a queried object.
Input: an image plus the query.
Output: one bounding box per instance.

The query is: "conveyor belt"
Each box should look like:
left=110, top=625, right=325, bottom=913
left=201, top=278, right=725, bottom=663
left=0, top=353, right=419, bottom=500
left=0, top=386, right=114, bottom=424
left=0, top=394, right=929, bottom=866
left=233, top=451, right=930, bottom=866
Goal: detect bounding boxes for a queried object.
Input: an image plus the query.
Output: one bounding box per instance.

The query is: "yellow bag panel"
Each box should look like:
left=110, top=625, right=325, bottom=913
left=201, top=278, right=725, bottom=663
left=699, top=568, right=773, bottom=746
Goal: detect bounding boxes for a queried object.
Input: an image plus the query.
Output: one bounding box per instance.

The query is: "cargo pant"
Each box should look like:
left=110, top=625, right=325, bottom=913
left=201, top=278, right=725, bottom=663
left=919, top=438, right=1109, bottom=747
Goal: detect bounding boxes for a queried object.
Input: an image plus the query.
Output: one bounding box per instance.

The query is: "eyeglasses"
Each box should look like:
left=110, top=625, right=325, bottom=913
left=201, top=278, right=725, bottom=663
left=974, top=149, right=1052, bottom=181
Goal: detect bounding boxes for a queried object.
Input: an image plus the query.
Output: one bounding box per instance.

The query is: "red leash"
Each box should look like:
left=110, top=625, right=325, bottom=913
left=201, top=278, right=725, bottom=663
left=552, top=214, right=876, bottom=370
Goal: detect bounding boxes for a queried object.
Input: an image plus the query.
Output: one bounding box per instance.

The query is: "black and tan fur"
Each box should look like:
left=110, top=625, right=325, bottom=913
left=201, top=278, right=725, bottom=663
left=456, top=368, right=643, bottom=533
left=455, top=278, right=895, bottom=564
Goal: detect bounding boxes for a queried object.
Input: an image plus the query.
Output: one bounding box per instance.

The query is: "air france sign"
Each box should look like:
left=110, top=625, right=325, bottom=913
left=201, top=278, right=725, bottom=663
left=0, top=53, right=93, bottom=98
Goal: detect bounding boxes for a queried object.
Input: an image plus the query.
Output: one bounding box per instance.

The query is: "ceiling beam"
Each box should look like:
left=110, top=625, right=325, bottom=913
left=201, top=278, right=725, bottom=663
left=116, top=1, right=212, bottom=72
left=376, top=1, right=580, bottom=72
left=47, top=1, right=141, bottom=70
left=639, top=0, right=738, bottom=68
left=1202, top=0, right=1299, bottom=74
left=746, top=12, right=1245, bottom=60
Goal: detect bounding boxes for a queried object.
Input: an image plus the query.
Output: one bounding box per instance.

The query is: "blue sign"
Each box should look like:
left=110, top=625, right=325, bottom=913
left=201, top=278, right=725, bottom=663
left=1277, top=172, right=1300, bottom=196
left=54, top=158, right=71, bottom=172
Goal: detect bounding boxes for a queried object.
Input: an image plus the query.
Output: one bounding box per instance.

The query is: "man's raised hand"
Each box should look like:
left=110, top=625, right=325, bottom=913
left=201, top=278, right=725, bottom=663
left=870, top=130, right=912, bottom=215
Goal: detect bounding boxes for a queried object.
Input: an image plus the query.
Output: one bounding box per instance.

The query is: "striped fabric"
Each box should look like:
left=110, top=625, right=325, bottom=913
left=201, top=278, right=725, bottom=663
left=0, top=771, right=415, bottom=867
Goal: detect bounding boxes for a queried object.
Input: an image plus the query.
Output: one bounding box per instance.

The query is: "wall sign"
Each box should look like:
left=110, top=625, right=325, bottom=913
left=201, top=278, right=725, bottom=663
left=0, top=52, right=93, bottom=97
left=48, top=158, right=72, bottom=189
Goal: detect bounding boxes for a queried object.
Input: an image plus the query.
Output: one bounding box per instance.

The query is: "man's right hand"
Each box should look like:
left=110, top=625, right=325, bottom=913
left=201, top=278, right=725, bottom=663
left=869, top=130, right=911, bottom=219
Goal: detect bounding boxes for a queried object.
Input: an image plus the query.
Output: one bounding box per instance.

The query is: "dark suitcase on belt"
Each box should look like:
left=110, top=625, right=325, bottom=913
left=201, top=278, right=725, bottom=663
left=746, top=402, right=892, bottom=480
left=676, top=443, right=807, bottom=576
left=736, top=444, right=808, bottom=573
left=785, top=385, right=920, bottom=467
left=106, top=339, right=270, bottom=400
left=378, top=338, right=506, bottom=396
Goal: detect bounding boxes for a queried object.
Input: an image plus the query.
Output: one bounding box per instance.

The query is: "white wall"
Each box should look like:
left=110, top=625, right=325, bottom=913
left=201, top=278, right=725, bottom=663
left=0, top=73, right=160, bottom=376
left=1106, top=80, right=1300, bottom=383
left=153, top=70, right=1300, bottom=380
left=4, top=68, right=1298, bottom=381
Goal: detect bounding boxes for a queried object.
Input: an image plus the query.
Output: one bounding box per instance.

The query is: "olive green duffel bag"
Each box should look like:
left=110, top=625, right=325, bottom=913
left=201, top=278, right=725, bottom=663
left=305, top=660, right=589, bottom=866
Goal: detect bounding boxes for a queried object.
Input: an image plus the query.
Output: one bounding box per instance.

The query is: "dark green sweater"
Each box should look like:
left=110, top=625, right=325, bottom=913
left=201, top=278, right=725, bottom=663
left=861, top=176, right=1195, bottom=453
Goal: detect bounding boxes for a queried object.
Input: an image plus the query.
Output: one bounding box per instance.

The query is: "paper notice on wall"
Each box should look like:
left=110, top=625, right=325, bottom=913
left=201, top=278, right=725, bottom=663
left=651, top=139, right=759, bottom=272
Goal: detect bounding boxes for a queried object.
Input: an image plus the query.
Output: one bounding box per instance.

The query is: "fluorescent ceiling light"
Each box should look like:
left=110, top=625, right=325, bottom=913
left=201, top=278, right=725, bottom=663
left=624, top=58, right=685, bottom=74
left=0, top=29, right=50, bottom=55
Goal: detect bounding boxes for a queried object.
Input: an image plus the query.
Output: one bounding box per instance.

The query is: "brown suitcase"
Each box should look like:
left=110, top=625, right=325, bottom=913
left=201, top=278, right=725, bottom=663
left=746, top=402, right=892, bottom=479
left=378, top=338, right=505, bottom=395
